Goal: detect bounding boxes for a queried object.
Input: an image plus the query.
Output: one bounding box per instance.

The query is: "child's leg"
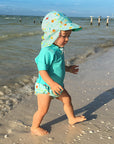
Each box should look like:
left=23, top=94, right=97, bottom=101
left=57, top=89, right=86, bottom=125
left=31, top=94, right=52, bottom=136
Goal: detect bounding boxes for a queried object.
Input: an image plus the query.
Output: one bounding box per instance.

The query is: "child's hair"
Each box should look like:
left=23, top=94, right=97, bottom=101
left=41, top=11, right=82, bottom=48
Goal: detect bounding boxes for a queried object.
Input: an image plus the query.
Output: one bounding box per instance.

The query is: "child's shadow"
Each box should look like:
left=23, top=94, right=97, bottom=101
left=76, top=88, right=114, bottom=120
left=42, top=88, right=114, bottom=132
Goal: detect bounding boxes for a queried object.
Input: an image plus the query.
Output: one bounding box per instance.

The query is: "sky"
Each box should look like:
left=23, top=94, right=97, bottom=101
left=0, top=0, right=114, bottom=17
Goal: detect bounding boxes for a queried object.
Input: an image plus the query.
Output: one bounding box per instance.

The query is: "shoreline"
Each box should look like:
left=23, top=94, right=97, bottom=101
left=0, top=48, right=114, bottom=144
left=0, top=46, right=110, bottom=118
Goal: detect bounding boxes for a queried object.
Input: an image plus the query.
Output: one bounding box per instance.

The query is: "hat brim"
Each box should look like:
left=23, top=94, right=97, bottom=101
left=61, top=23, right=82, bottom=31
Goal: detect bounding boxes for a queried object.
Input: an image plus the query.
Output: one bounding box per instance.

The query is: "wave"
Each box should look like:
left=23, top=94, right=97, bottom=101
left=0, top=31, right=42, bottom=41
left=4, top=17, right=16, bottom=20
left=0, top=74, right=36, bottom=118
left=67, top=40, right=114, bottom=65
left=98, top=40, right=114, bottom=49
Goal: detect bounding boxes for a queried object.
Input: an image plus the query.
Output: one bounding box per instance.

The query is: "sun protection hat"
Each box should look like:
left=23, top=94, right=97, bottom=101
left=41, top=11, right=82, bottom=48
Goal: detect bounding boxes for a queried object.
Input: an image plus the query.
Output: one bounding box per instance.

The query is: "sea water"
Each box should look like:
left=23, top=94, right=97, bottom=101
left=0, top=15, right=114, bottom=86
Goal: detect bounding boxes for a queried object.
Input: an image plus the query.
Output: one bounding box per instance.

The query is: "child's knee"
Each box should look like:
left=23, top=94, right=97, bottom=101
left=63, top=96, right=72, bottom=106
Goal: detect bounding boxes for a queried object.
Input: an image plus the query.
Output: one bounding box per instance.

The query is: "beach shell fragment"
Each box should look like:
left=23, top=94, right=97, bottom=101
left=57, top=113, right=62, bottom=116
left=101, top=121, right=104, bottom=124
left=4, top=134, right=8, bottom=138
left=82, top=130, right=86, bottom=134
left=108, top=136, right=112, bottom=139
left=105, top=108, right=108, bottom=111
left=48, top=137, right=54, bottom=141
left=96, top=130, right=100, bottom=133
left=89, top=130, right=94, bottom=134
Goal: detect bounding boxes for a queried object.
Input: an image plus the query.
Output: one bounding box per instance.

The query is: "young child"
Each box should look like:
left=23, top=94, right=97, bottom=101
left=31, top=11, right=86, bottom=136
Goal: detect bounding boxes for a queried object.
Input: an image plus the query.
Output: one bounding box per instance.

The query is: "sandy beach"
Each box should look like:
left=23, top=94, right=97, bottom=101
left=0, top=48, right=114, bottom=144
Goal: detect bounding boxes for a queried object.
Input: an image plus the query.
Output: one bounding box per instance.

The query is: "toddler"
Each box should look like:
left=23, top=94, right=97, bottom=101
left=31, top=11, right=86, bottom=136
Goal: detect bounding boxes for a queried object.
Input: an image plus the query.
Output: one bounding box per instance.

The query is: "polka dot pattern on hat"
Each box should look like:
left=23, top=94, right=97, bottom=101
left=41, top=11, right=82, bottom=48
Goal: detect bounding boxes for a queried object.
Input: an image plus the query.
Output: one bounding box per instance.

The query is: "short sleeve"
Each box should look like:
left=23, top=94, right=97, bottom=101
left=35, top=48, right=54, bottom=71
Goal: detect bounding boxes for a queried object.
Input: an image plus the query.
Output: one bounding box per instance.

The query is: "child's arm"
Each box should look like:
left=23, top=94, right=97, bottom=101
left=39, top=70, right=63, bottom=95
left=65, top=65, right=79, bottom=74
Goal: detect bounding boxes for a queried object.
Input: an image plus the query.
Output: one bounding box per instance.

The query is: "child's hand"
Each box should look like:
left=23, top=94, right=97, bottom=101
left=50, top=82, right=63, bottom=95
left=69, top=65, right=79, bottom=74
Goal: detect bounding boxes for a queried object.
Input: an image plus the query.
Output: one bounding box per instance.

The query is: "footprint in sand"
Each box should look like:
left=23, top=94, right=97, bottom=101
left=7, top=120, right=30, bottom=134
left=8, top=120, right=30, bottom=128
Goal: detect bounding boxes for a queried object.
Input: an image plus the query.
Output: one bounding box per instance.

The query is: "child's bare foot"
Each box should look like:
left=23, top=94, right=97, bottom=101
left=69, top=116, right=86, bottom=125
left=31, top=127, right=49, bottom=136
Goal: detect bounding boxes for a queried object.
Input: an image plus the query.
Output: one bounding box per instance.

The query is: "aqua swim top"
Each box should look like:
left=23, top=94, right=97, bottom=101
left=41, top=11, right=82, bottom=48
left=35, top=44, right=65, bottom=88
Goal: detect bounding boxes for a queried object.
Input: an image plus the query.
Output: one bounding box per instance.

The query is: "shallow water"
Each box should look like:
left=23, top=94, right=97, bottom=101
left=0, top=15, right=114, bottom=86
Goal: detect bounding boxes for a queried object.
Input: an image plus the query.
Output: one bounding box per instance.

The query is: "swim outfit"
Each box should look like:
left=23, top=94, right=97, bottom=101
left=35, top=44, right=65, bottom=97
left=35, top=11, right=82, bottom=98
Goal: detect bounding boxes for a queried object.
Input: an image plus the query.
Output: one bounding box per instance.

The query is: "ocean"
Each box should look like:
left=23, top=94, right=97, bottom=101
left=0, top=15, right=114, bottom=87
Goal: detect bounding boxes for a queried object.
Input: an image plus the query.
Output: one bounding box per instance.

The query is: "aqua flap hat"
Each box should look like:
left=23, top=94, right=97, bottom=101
left=41, top=11, right=82, bottom=48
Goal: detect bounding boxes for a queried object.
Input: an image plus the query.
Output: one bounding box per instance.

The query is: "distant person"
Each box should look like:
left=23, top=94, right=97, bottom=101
left=33, top=19, right=35, bottom=24
left=19, top=18, right=22, bottom=23
left=31, top=11, right=86, bottom=136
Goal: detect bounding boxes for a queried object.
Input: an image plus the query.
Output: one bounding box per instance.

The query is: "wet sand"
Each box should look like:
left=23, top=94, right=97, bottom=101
left=0, top=48, right=114, bottom=144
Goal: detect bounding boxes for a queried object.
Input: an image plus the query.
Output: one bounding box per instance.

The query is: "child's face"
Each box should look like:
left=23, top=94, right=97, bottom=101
left=54, top=30, right=72, bottom=47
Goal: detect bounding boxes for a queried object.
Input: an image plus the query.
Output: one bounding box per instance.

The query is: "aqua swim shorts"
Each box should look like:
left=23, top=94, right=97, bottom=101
left=35, top=83, right=63, bottom=98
